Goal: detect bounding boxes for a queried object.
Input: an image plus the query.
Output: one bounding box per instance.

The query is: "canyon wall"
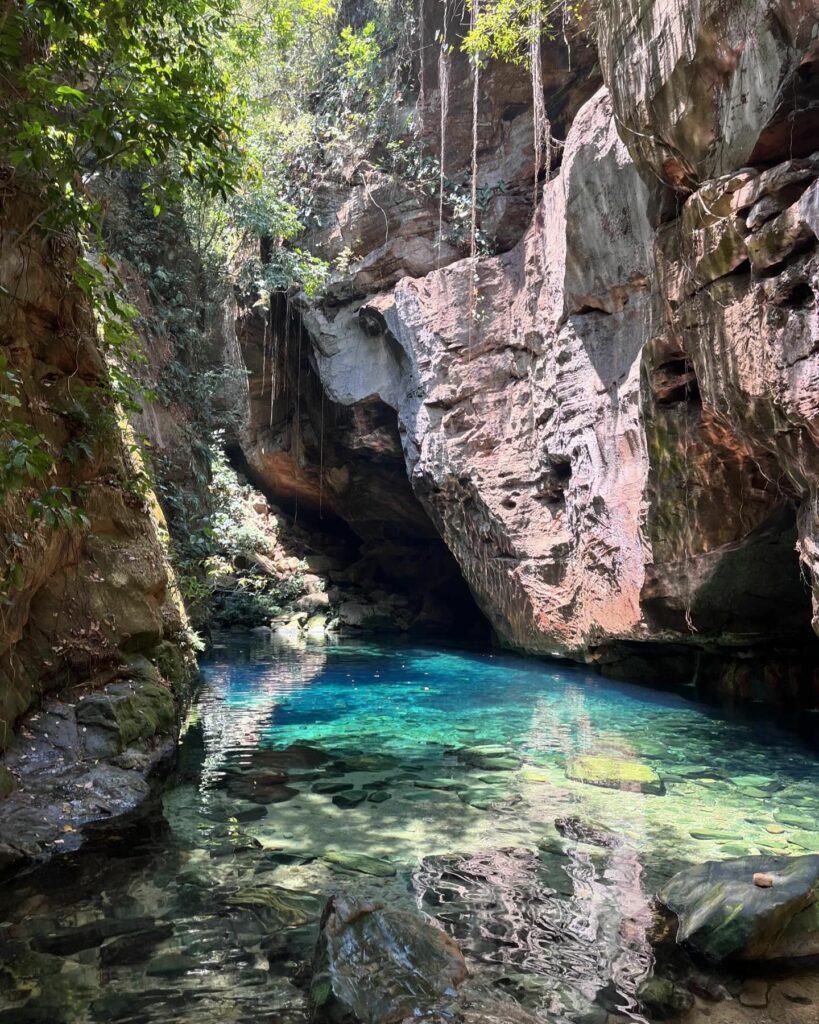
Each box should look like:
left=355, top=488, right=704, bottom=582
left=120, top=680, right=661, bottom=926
left=246, top=0, right=819, bottom=701
left=0, top=194, right=195, bottom=731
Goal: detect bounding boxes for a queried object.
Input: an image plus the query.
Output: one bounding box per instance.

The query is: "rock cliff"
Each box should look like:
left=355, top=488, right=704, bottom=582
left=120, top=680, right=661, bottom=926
left=240, top=0, right=819, bottom=702
left=0, top=190, right=194, bottom=867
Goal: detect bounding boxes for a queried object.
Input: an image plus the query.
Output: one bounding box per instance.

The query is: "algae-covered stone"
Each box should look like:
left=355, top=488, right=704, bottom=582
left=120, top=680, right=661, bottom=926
left=790, top=832, right=819, bottom=853
left=637, top=976, right=694, bottom=1019
left=0, top=765, right=15, bottom=799
left=76, top=681, right=175, bottom=757
left=323, top=851, right=396, bottom=876
left=775, top=810, right=817, bottom=830
left=690, top=829, right=742, bottom=841
left=566, top=756, right=664, bottom=795
left=658, top=853, right=819, bottom=961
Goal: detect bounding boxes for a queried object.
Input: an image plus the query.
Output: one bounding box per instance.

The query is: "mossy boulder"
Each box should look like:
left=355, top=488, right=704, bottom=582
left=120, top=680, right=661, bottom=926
left=637, top=977, right=694, bottom=1019
left=658, top=853, right=819, bottom=961
left=566, top=755, right=665, bottom=795
left=76, top=681, right=175, bottom=758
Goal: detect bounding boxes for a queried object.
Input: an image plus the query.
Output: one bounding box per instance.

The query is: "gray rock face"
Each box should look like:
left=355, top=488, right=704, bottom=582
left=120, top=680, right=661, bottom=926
left=658, top=854, right=819, bottom=961
left=599, top=0, right=819, bottom=188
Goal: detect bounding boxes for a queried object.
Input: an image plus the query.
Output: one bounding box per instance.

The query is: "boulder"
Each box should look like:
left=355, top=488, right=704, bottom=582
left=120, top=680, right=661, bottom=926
left=637, top=976, right=694, bottom=1019
left=657, top=854, right=819, bottom=961
left=310, top=895, right=467, bottom=1023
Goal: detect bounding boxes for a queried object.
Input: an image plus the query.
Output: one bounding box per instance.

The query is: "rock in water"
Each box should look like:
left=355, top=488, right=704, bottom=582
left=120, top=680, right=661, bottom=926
left=566, top=755, right=664, bottom=795
left=657, top=854, right=819, bottom=961
left=310, top=894, right=467, bottom=1023
left=322, top=851, right=396, bottom=877
left=555, top=816, right=621, bottom=848
left=637, top=976, right=694, bottom=1020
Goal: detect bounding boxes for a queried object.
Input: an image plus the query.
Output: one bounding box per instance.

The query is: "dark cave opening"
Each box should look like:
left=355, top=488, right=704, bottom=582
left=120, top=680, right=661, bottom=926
left=225, top=441, right=492, bottom=646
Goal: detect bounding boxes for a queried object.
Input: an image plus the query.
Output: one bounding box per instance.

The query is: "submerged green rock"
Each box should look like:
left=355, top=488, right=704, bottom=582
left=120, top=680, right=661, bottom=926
left=323, top=851, right=396, bottom=876
left=637, top=976, right=694, bottom=1019
left=566, top=756, right=665, bottom=795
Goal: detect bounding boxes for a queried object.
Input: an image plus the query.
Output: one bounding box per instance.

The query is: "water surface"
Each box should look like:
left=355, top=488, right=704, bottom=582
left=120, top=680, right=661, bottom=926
left=1, top=635, right=818, bottom=1024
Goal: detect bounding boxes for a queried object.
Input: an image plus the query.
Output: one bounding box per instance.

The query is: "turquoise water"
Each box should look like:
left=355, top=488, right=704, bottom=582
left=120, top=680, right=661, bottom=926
left=1, top=634, right=818, bottom=1024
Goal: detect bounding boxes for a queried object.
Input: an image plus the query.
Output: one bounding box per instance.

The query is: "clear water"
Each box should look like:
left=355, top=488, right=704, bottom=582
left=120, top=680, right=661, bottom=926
left=1, top=634, right=818, bottom=1024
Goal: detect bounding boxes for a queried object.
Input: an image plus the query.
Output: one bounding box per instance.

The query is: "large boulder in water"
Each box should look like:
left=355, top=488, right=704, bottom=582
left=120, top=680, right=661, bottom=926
left=310, top=895, right=467, bottom=1023
left=657, top=854, right=819, bottom=961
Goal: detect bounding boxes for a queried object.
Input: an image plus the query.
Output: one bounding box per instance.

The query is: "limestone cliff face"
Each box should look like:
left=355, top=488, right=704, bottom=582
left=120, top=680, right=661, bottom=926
left=0, top=191, right=193, bottom=751
left=255, top=0, right=819, bottom=700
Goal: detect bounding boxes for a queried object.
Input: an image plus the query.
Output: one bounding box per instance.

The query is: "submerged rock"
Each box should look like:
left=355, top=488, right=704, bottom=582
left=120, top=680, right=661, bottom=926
left=657, top=854, right=819, bottom=961
left=457, top=745, right=522, bottom=772
left=566, top=756, right=664, bottom=795
left=310, top=894, right=467, bottom=1023
left=227, top=885, right=322, bottom=927
left=637, top=976, right=694, bottom=1019
left=323, top=851, right=396, bottom=877
left=555, top=816, right=621, bottom=848
left=332, top=790, right=367, bottom=809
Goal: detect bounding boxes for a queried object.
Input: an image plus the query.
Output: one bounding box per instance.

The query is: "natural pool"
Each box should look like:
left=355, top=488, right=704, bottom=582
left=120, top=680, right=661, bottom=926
left=1, top=634, right=818, bottom=1024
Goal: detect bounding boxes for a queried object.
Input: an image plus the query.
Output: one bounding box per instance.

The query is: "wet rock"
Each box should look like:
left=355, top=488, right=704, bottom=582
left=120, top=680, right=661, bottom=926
left=227, top=885, right=322, bottom=927
left=30, top=916, right=159, bottom=956
left=234, top=805, right=269, bottom=823
left=228, top=774, right=299, bottom=804
left=312, top=782, right=354, bottom=795
left=657, top=854, right=819, bottom=961
left=145, top=952, right=201, bottom=976
left=0, top=766, right=15, bottom=799
left=739, top=978, right=769, bottom=1007
left=309, top=894, right=467, bottom=1023
left=775, top=810, right=817, bottom=830
left=367, top=790, right=391, bottom=803
left=457, top=746, right=522, bottom=772
left=690, top=829, right=742, bottom=841
left=334, top=753, right=398, bottom=772
left=790, top=832, right=819, bottom=853
left=566, top=756, right=664, bottom=795
left=323, top=851, right=396, bottom=877
left=254, top=744, right=331, bottom=770
left=414, top=778, right=465, bottom=792
left=555, top=816, right=621, bottom=848
left=637, top=976, right=694, bottom=1019
left=332, top=791, right=367, bottom=809
left=99, top=923, right=175, bottom=966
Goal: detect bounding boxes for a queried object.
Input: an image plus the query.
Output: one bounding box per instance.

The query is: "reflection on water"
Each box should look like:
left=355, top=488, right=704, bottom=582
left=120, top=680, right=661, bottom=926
left=0, top=633, right=818, bottom=1024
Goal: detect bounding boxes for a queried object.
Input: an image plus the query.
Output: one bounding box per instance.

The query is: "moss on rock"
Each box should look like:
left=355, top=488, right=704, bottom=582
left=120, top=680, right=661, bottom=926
left=566, top=755, right=665, bottom=795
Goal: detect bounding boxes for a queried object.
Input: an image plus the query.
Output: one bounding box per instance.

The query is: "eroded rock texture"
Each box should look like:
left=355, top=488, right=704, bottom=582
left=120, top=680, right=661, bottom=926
left=0, top=192, right=193, bottom=753
left=236, top=0, right=819, bottom=700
